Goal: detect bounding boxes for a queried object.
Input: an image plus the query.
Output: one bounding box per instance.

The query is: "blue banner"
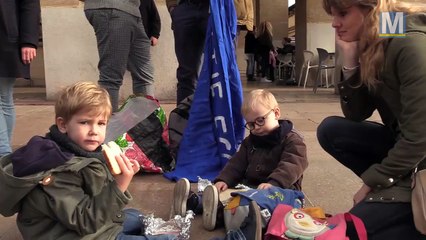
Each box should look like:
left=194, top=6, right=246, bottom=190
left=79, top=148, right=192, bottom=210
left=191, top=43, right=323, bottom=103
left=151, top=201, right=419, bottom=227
left=164, top=0, right=245, bottom=182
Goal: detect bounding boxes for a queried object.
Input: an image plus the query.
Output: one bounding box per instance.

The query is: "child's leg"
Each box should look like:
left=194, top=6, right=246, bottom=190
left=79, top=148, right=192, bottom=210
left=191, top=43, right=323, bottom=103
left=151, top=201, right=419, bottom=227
left=203, top=185, right=219, bottom=231
left=171, top=178, right=202, bottom=217
left=226, top=201, right=262, bottom=240
left=117, top=209, right=177, bottom=240
left=122, top=208, right=144, bottom=235
left=172, top=178, right=190, bottom=216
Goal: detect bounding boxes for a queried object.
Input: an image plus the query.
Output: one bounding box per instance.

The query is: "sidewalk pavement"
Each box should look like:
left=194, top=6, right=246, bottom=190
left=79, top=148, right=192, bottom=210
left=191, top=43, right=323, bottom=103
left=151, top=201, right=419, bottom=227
left=1, top=85, right=381, bottom=239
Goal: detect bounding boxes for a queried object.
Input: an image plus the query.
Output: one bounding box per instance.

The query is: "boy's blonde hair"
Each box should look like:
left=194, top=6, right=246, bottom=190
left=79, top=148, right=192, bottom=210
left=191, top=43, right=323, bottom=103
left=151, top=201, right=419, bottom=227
left=55, top=82, right=112, bottom=122
left=242, top=89, right=279, bottom=116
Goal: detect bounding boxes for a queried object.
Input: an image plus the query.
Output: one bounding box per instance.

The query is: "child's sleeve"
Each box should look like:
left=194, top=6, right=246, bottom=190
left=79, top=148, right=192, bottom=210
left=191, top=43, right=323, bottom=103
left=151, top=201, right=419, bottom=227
left=214, top=139, right=250, bottom=187
left=268, top=132, right=308, bottom=189
left=41, top=161, right=131, bottom=236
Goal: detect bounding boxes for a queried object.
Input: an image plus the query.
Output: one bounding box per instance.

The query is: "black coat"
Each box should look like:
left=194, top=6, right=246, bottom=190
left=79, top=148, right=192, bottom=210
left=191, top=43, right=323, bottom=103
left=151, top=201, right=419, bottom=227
left=139, top=0, right=161, bottom=39
left=0, top=0, right=40, bottom=78
left=244, top=31, right=256, bottom=54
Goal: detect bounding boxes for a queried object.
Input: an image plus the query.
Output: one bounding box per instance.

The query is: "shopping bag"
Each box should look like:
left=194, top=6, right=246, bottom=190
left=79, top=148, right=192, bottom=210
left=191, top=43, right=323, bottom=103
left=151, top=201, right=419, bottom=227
left=108, top=96, right=174, bottom=173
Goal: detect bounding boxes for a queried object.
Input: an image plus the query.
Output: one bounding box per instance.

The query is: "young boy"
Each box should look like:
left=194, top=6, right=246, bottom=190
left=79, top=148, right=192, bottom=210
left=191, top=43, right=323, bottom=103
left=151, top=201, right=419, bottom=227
left=0, top=82, right=176, bottom=240
left=172, top=89, right=308, bottom=231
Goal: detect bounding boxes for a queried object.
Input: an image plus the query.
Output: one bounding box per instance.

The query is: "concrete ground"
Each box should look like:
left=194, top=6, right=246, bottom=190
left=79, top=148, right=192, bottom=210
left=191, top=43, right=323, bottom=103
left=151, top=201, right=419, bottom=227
left=1, top=83, right=381, bottom=239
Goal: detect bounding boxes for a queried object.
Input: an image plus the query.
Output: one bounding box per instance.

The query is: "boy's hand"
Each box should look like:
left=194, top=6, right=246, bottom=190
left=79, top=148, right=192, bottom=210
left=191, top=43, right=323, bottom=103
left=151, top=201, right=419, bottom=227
left=113, top=153, right=140, bottom=192
left=257, top=183, right=273, bottom=190
left=214, top=181, right=228, bottom=192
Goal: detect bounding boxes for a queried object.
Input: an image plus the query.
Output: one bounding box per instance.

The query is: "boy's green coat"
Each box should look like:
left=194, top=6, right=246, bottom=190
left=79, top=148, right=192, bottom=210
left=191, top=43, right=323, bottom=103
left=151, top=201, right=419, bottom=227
left=0, top=155, right=132, bottom=240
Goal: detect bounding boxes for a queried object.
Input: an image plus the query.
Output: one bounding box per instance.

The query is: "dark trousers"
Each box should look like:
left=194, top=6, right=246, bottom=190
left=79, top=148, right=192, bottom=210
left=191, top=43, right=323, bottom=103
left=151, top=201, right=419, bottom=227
left=171, top=1, right=209, bottom=104
left=317, top=116, right=425, bottom=239
left=260, top=53, right=274, bottom=81
left=85, top=9, right=154, bottom=111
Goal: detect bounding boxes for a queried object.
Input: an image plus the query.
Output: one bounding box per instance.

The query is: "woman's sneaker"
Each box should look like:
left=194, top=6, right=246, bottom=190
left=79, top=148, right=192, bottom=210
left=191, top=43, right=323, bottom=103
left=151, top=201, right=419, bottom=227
left=172, top=178, right=190, bottom=216
left=202, top=185, right=219, bottom=231
left=260, top=77, right=272, bottom=83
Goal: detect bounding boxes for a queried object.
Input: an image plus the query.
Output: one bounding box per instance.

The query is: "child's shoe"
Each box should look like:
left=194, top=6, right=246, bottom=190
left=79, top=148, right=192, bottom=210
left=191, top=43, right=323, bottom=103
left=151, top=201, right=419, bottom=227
left=240, top=201, right=262, bottom=240
left=172, top=178, right=190, bottom=216
left=202, top=184, right=219, bottom=231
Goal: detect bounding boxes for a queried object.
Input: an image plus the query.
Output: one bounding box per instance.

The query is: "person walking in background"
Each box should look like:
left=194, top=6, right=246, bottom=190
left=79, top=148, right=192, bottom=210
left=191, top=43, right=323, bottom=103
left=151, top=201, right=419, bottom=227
left=0, top=0, right=40, bottom=157
left=84, top=0, right=154, bottom=112
left=140, top=0, right=161, bottom=47
left=317, top=0, right=426, bottom=238
left=256, top=21, right=275, bottom=83
left=166, top=0, right=209, bottom=104
left=244, top=28, right=257, bottom=81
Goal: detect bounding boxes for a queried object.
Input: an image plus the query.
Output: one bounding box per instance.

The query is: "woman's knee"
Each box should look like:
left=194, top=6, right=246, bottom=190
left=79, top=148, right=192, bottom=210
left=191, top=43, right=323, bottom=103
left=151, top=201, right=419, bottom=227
left=317, top=116, right=343, bottom=144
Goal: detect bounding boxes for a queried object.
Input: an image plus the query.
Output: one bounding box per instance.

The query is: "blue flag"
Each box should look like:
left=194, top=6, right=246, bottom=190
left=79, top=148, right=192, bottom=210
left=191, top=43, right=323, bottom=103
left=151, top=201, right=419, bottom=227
left=164, top=0, right=245, bottom=182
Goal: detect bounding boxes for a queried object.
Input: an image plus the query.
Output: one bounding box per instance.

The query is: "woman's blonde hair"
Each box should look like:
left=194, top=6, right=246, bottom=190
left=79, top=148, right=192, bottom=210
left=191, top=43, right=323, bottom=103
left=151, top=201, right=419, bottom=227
left=323, top=0, right=425, bottom=90
left=55, top=82, right=112, bottom=122
left=257, top=21, right=273, bottom=39
left=241, top=89, right=279, bottom=117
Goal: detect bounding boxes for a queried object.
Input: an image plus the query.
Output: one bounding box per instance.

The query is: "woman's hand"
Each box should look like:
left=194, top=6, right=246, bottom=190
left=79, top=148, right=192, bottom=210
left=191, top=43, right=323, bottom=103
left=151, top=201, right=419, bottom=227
left=113, top=153, right=140, bottom=192
left=214, top=181, right=228, bottom=192
left=336, top=33, right=360, bottom=68
left=258, top=183, right=273, bottom=190
left=353, top=183, right=371, bottom=206
left=21, top=47, right=37, bottom=64
left=150, top=37, right=158, bottom=46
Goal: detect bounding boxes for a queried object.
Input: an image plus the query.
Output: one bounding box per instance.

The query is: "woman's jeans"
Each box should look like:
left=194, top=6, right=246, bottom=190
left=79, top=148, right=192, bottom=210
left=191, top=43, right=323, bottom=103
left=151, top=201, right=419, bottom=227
left=0, top=77, right=15, bottom=156
left=317, top=116, right=423, bottom=239
left=116, top=209, right=177, bottom=240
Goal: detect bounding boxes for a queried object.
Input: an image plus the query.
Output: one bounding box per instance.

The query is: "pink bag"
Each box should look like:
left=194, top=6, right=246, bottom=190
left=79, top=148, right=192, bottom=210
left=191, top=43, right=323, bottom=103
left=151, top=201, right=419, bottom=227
left=265, top=204, right=367, bottom=240
left=316, top=212, right=367, bottom=240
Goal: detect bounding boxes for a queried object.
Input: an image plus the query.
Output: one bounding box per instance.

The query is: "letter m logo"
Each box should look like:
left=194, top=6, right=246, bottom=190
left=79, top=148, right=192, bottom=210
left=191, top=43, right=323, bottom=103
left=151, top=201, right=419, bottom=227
left=379, top=12, right=406, bottom=38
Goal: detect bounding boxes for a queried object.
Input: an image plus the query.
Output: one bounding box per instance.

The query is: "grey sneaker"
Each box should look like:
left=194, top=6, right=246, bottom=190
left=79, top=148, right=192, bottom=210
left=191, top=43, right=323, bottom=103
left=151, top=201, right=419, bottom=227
left=172, top=178, right=190, bottom=216
left=202, top=184, right=219, bottom=231
left=260, top=77, right=272, bottom=83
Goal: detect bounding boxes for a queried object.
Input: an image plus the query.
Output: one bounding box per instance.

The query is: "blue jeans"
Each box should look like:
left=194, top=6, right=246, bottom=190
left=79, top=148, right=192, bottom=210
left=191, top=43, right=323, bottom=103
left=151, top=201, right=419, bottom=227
left=116, top=209, right=177, bottom=240
left=0, top=77, right=15, bottom=156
